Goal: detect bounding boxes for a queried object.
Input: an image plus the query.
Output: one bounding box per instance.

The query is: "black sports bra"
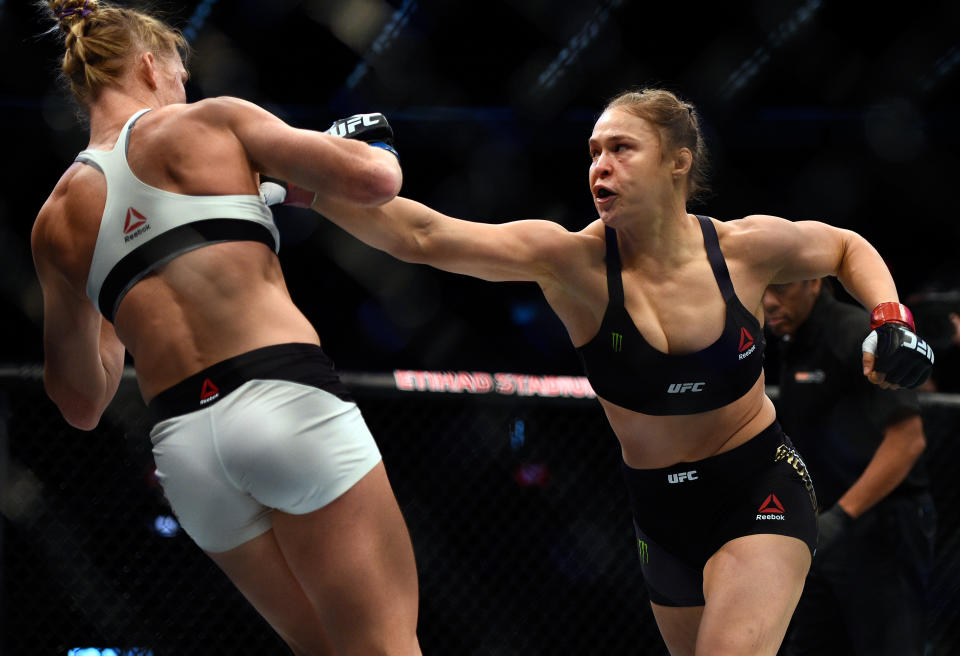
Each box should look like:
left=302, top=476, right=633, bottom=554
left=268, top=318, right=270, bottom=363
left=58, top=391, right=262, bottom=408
left=576, top=215, right=764, bottom=416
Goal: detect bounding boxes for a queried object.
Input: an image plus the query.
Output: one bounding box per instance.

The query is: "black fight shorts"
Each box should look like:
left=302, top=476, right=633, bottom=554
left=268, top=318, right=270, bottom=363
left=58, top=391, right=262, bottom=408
left=621, top=421, right=817, bottom=606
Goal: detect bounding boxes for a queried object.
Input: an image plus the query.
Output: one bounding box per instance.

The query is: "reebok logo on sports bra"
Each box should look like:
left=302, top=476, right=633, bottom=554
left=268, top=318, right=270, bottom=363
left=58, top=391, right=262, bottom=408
left=123, top=207, right=151, bottom=242
left=738, top=327, right=757, bottom=360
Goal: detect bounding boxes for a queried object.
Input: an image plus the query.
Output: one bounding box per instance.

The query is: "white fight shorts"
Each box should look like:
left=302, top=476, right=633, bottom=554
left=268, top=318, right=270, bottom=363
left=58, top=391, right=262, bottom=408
left=149, top=344, right=381, bottom=553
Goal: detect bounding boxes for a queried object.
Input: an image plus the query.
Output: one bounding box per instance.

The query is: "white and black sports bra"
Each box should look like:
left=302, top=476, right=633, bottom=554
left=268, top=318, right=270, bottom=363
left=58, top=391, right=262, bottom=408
left=78, top=109, right=279, bottom=321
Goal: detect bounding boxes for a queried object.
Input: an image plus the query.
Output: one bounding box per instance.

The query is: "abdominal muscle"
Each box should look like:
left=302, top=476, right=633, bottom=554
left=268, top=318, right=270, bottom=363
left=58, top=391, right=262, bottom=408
left=113, top=240, right=321, bottom=403
left=602, top=374, right=778, bottom=469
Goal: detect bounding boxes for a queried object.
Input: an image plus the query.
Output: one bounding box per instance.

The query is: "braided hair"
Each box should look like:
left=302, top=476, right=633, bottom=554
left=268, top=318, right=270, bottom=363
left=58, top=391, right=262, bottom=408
left=44, top=0, right=188, bottom=107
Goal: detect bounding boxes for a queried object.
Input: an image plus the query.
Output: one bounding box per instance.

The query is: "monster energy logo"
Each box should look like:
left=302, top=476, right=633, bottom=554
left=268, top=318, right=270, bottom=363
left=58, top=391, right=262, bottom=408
left=612, top=332, right=623, bottom=352
left=637, top=538, right=649, bottom=564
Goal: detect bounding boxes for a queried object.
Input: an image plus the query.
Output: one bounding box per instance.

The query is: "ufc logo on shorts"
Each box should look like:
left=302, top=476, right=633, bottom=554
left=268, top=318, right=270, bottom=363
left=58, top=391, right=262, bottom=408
left=667, top=382, right=705, bottom=394
left=668, top=470, right=698, bottom=484
left=329, top=114, right=382, bottom=137
left=902, top=331, right=935, bottom=364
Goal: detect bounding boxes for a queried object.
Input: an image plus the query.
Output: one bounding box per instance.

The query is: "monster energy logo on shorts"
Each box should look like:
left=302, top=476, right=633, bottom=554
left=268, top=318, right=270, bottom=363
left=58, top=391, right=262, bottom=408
left=612, top=332, right=623, bottom=352
left=637, top=538, right=649, bottom=564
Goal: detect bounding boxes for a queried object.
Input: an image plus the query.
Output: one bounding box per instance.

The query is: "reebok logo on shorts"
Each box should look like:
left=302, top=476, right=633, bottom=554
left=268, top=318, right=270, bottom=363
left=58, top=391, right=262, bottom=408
left=199, top=378, right=220, bottom=405
left=756, top=494, right=786, bottom=520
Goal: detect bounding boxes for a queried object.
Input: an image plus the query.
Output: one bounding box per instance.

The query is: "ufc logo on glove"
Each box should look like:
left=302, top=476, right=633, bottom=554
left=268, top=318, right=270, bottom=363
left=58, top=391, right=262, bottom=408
left=326, top=114, right=384, bottom=137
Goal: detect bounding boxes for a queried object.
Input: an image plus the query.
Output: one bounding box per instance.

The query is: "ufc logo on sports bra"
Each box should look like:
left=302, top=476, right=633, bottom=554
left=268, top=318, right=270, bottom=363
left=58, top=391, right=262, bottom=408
left=668, top=470, right=698, bottom=484
left=667, top=382, right=705, bottom=394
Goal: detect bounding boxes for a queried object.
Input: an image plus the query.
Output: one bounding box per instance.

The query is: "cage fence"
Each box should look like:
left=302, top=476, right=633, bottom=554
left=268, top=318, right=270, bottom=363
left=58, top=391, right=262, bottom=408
left=1, top=366, right=957, bottom=655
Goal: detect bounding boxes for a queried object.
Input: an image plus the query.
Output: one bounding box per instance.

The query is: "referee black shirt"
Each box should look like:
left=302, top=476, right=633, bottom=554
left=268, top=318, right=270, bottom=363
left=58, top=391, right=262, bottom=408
left=773, top=291, right=927, bottom=510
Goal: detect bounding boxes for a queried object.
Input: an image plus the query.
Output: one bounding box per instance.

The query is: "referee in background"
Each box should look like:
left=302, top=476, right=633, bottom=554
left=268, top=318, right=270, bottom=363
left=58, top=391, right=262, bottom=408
left=763, top=278, right=936, bottom=656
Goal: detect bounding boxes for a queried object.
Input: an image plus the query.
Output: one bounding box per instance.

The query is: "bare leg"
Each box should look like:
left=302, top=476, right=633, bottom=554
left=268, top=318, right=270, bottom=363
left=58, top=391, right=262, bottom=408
left=696, top=534, right=811, bottom=656
left=207, top=529, right=336, bottom=655
left=272, top=462, right=421, bottom=656
left=650, top=603, right=704, bottom=656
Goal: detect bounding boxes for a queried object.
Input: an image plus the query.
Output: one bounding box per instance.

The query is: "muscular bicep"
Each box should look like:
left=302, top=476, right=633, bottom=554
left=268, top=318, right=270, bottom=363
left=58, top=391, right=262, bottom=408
left=739, top=215, right=896, bottom=308
left=732, top=214, right=897, bottom=313
left=746, top=216, right=851, bottom=283
left=203, top=97, right=401, bottom=206
left=415, top=214, right=571, bottom=282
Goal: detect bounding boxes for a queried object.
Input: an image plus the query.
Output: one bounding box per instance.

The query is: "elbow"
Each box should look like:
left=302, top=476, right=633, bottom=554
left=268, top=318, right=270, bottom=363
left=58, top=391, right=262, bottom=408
left=900, top=416, right=928, bottom=462
left=64, top=413, right=100, bottom=432
left=390, top=229, right=434, bottom=265
left=353, top=159, right=403, bottom=207
left=910, top=430, right=927, bottom=459
left=44, top=377, right=102, bottom=431
left=56, top=399, right=102, bottom=431
left=380, top=234, right=422, bottom=264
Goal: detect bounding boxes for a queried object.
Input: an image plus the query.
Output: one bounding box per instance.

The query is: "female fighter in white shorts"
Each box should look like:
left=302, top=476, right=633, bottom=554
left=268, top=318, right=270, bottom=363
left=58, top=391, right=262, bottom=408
left=32, top=2, right=421, bottom=654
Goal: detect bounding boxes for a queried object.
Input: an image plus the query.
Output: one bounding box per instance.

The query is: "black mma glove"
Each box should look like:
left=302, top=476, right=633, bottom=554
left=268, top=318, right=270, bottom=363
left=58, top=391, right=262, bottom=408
left=816, top=504, right=854, bottom=555
left=325, top=112, right=399, bottom=158
left=259, top=177, right=316, bottom=208
left=862, top=302, right=934, bottom=389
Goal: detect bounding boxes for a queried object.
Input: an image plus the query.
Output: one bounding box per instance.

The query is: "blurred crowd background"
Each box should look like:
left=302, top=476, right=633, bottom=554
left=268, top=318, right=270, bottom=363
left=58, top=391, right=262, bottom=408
left=1, top=1, right=959, bottom=654
left=2, top=0, right=959, bottom=378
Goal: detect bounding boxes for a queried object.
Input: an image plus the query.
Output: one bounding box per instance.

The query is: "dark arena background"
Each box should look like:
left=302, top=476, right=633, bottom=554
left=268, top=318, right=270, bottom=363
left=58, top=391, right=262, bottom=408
left=2, top=0, right=959, bottom=654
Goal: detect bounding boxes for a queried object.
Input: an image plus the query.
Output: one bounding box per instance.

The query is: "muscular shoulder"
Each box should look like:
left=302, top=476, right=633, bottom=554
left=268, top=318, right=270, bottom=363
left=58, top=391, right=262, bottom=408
left=715, top=213, right=848, bottom=279
left=533, top=218, right=604, bottom=274
left=177, top=97, right=292, bottom=142
left=713, top=214, right=794, bottom=257
left=531, top=219, right=605, bottom=300
left=178, top=96, right=268, bottom=122
left=136, top=98, right=272, bottom=144
left=132, top=99, right=263, bottom=194
left=32, top=164, right=102, bottom=290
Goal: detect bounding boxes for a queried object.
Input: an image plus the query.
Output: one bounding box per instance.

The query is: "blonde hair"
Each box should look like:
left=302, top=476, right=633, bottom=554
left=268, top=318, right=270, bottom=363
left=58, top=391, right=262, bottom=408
left=44, top=0, right=188, bottom=107
left=605, top=88, right=710, bottom=203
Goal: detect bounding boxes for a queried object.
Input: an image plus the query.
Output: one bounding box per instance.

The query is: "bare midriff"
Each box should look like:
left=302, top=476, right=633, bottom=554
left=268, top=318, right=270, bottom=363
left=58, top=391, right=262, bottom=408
left=601, top=374, right=777, bottom=469
left=113, top=240, right=321, bottom=403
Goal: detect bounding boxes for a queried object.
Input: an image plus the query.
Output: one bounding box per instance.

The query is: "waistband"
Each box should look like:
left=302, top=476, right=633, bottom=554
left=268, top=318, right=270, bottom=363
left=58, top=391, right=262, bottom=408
left=621, top=421, right=789, bottom=485
left=148, top=343, right=353, bottom=422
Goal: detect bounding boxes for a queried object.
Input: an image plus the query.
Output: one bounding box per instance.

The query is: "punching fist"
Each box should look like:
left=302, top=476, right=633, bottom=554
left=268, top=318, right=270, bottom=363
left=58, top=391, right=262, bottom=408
left=862, top=302, right=934, bottom=389
left=325, top=112, right=398, bottom=158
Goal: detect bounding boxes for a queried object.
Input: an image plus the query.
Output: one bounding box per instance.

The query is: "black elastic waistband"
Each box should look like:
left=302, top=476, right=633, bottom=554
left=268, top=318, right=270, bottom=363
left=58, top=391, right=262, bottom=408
left=621, top=421, right=789, bottom=484
left=148, top=343, right=353, bottom=421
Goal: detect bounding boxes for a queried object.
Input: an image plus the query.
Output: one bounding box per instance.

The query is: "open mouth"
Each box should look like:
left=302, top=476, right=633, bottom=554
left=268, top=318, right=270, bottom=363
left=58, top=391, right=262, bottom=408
left=596, top=188, right=614, bottom=199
